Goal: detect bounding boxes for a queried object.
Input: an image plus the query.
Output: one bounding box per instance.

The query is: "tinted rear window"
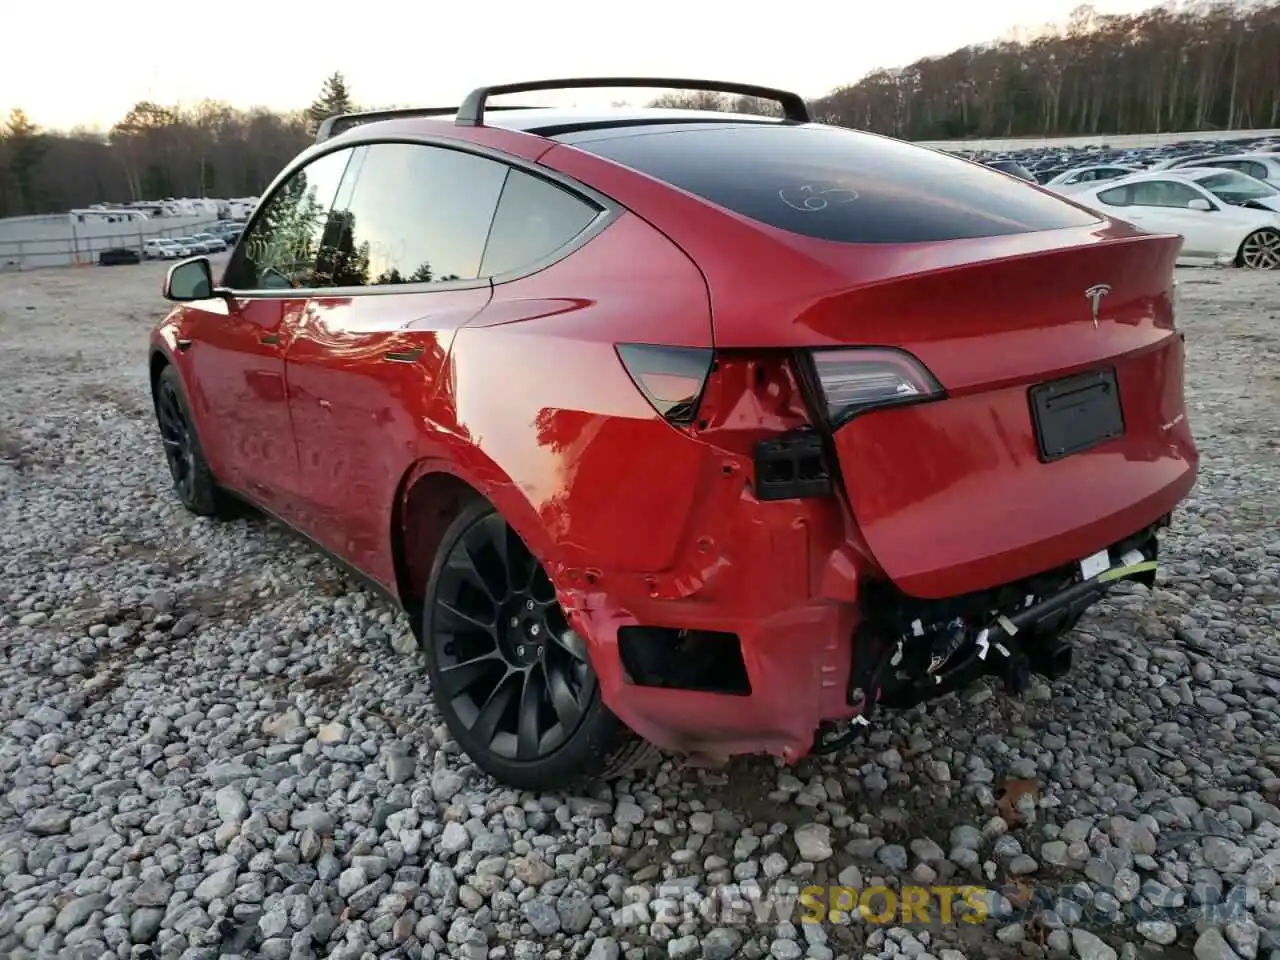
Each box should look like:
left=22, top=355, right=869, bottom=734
left=570, top=124, right=1099, bottom=243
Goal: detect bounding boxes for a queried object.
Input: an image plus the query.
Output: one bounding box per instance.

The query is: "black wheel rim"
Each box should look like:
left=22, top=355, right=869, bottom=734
left=432, top=513, right=594, bottom=762
left=156, top=380, right=195, bottom=502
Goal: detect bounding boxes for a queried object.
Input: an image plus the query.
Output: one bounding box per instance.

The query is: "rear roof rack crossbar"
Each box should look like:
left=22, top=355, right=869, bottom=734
left=454, top=77, right=811, bottom=128
left=315, top=104, right=545, bottom=143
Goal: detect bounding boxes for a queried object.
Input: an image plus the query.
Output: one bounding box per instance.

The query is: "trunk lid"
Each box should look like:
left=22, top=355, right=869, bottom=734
left=794, top=233, right=1198, bottom=599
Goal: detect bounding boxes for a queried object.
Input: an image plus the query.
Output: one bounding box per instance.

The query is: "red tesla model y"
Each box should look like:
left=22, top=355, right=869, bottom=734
left=150, top=78, right=1198, bottom=789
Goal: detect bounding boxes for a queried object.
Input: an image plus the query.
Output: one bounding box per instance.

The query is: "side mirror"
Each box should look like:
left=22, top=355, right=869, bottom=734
left=1188, top=198, right=1214, bottom=212
left=163, top=257, right=215, bottom=301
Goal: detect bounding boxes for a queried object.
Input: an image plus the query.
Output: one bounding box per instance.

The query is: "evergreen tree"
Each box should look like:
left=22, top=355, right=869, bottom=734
left=308, top=73, right=355, bottom=133
left=3, top=109, right=48, bottom=214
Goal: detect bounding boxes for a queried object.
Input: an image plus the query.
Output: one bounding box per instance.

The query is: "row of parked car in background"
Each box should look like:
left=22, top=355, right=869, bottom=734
left=97, top=220, right=245, bottom=266
left=142, top=221, right=245, bottom=260
left=960, top=134, right=1280, bottom=270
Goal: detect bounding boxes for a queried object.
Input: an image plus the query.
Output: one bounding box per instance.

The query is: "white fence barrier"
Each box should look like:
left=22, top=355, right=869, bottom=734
left=0, top=216, right=227, bottom=271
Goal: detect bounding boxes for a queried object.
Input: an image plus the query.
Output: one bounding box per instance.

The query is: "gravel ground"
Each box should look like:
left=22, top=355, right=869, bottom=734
left=1, top=259, right=1278, bottom=960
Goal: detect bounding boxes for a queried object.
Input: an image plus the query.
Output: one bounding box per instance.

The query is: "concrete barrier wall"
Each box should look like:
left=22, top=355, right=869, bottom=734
left=0, top=215, right=224, bottom=270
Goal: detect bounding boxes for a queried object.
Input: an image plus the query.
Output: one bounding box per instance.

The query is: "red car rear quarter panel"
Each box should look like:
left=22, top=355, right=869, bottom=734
left=446, top=211, right=715, bottom=575
left=447, top=327, right=705, bottom=572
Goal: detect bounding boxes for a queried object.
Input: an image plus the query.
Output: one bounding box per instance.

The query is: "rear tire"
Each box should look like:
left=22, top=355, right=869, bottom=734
left=1236, top=228, right=1280, bottom=270
left=153, top=365, right=234, bottom=519
left=420, top=500, right=660, bottom=790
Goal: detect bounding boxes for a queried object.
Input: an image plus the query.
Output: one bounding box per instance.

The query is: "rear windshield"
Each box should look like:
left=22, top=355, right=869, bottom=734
left=569, top=124, right=1099, bottom=243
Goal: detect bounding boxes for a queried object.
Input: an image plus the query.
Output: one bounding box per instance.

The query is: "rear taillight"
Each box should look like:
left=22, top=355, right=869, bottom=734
left=616, top=343, right=713, bottom=426
left=807, top=347, right=944, bottom=425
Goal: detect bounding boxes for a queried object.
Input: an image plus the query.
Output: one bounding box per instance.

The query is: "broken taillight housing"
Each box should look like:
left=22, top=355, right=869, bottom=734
left=616, top=343, right=713, bottom=426
left=807, top=347, right=944, bottom=426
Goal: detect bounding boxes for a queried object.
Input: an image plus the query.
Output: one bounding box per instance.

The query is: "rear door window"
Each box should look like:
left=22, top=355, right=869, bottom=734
left=1129, top=181, right=1205, bottom=208
left=1097, top=185, right=1133, bottom=206
left=567, top=124, right=1099, bottom=243
left=322, top=142, right=508, bottom=286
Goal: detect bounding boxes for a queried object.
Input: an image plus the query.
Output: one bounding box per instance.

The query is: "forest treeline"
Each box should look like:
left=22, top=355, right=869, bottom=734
left=1, top=0, right=1277, bottom=218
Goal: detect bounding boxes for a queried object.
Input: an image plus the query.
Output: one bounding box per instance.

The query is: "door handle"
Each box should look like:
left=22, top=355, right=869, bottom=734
left=260, top=333, right=281, bottom=346
left=384, top=345, right=424, bottom=363
left=176, top=339, right=192, bottom=352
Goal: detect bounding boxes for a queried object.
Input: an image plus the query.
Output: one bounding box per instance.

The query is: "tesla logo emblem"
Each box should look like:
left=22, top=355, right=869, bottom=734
left=1084, top=284, right=1111, bottom=329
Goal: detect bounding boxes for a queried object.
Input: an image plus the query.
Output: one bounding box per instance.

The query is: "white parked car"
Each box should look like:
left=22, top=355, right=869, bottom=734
left=1147, top=152, right=1231, bottom=172
left=174, top=236, right=214, bottom=254
left=1180, top=153, right=1280, bottom=184
left=143, top=238, right=184, bottom=260
left=191, top=232, right=228, bottom=252
left=1071, top=172, right=1280, bottom=270
left=1042, top=164, right=1137, bottom=193
left=1169, top=168, right=1280, bottom=214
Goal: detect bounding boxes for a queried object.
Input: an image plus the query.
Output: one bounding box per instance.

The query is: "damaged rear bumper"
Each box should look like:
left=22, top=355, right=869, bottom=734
left=862, top=527, right=1159, bottom=709
left=574, top=600, right=865, bottom=765
left=572, top=516, right=1166, bottom=766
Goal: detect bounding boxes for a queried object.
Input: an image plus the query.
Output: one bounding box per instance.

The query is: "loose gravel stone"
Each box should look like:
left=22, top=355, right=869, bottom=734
left=794, top=823, right=834, bottom=861
left=1072, top=929, right=1118, bottom=960
left=1, top=260, right=1278, bottom=959
left=1136, top=920, right=1178, bottom=945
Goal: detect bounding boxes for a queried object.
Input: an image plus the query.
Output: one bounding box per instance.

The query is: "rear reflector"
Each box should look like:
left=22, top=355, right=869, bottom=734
left=616, top=343, right=714, bottom=426
left=809, top=347, right=943, bottom=426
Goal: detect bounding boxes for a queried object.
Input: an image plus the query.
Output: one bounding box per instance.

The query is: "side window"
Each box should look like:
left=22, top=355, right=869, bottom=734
left=327, top=143, right=507, bottom=286
left=480, top=169, right=602, bottom=278
left=1097, top=185, right=1132, bottom=207
left=225, top=149, right=352, bottom=290
left=1242, top=161, right=1269, bottom=181
left=1129, top=181, right=1203, bottom=208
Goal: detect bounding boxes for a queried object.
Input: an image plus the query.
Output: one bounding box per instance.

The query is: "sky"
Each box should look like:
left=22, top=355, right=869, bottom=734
left=3, top=0, right=1164, bottom=132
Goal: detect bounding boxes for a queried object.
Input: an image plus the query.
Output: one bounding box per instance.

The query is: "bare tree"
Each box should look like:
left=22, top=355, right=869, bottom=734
left=812, top=0, right=1280, bottom=138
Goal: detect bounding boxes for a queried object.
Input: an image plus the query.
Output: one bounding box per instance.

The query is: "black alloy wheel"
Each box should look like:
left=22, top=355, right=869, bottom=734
left=423, top=501, right=659, bottom=789
left=433, top=509, right=593, bottom=758
left=156, top=374, right=197, bottom=503
left=153, top=365, right=226, bottom=518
